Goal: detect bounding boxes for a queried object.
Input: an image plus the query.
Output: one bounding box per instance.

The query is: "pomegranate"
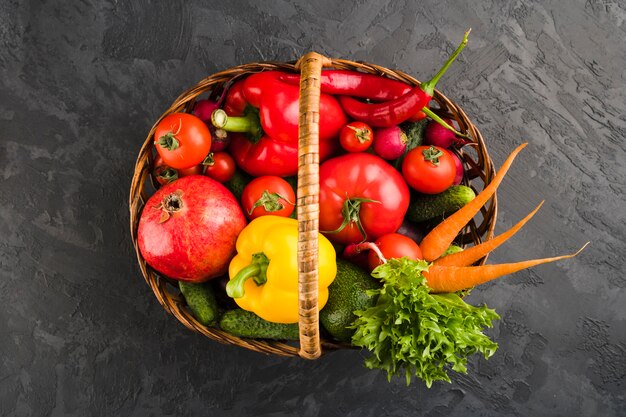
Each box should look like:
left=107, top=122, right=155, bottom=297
left=137, top=175, right=246, bottom=282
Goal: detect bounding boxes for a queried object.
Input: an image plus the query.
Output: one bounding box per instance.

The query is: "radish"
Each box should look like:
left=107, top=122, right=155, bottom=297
left=372, top=125, right=408, bottom=160
left=450, top=151, right=464, bottom=185
left=424, top=118, right=459, bottom=148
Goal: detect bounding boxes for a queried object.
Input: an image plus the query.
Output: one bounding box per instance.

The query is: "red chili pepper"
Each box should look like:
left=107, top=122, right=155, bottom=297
left=278, top=70, right=412, bottom=101
left=338, top=30, right=470, bottom=128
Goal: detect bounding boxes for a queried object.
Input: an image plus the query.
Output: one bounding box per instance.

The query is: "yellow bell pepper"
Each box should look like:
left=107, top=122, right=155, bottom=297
left=226, top=216, right=337, bottom=324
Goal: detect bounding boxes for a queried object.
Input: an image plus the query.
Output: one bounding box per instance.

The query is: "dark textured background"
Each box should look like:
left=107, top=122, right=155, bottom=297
left=1, top=1, right=625, bottom=416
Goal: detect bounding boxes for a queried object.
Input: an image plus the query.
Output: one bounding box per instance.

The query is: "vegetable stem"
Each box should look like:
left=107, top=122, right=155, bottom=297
left=420, top=29, right=470, bottom=96
left=226, top=252, right=269, bottom=298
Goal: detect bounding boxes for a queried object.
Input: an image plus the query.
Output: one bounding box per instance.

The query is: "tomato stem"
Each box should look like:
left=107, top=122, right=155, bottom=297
left=157, top=132, right=180, bottom=151
left=348, top=125, right=372, bottom=144
left=423, top=146, right=444, bottom=166
left=322, top=197, right=380, bottom=242
left=249, top=190, right=294, bottom=215
left=226, top=252, right=270, bottom=298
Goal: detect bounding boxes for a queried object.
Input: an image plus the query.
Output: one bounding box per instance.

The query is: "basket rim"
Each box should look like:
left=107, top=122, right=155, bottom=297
left=128, top=55, right=498, bottom=358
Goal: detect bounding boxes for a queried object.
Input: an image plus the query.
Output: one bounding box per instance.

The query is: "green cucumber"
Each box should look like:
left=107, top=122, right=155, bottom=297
left=224, top=169, right=253, bottom=201
left=320, top=259, right=381, bottom=342
left=406, top=185, right=476, bottom=223
left=219, top=309, right=299, bottom=340
left=179, top=281, right=219, bottom=326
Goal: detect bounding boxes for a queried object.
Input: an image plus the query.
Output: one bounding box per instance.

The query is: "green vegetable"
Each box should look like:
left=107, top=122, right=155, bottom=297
left=179, top=281, right=219, bottom=326
left=442, top=244, right=464, bottom=257
left=320, top=259, right=381, bottom=342
left=406, top=185, right=476, bottom=223
left=224, top=168, right=253, bottom=200
left=392, top=119, right=428, bottom=169
left=219, top=309, right=299, bottom=340
left=351, top=257, right=499, bottom=387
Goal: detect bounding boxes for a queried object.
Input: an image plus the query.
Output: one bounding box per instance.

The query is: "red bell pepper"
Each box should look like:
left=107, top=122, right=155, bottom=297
left=212, top=71, right=346, bottom=176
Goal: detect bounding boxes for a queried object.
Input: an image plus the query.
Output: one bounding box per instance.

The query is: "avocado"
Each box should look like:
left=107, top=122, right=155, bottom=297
left=179, top=281, right=219, bottom=326
left=320, top=259, right=381, bottom=342
left=219, top=309, right=299, bottom=340
left=406, top=185, right=476, bottom=223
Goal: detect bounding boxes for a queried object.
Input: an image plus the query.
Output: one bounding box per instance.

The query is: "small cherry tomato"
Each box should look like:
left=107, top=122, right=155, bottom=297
left=401, top=145, right=456, bottom=194
left=367, top=233, right=422, bottom=271
left=339, top=121, right=373, bottom=153
left=241, top=176, right=296, bottom=220
left=154, top=113, right=212, bottom=169
left=153, top=155, right=201, bottom=185
left=203, top=152, right=236, bottom=183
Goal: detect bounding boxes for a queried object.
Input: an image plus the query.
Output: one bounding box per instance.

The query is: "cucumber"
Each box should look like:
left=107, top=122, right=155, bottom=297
left=406, top=185, right=476, bottom=223
left=320, top=259, right=381, bottom=342
left=219, top=309, right=299, bottom=340
left=179, top=281, right=219, bottom=326
left=224, top=169, right=253, bottom=201
left=442, top=244, right=464, bottom=257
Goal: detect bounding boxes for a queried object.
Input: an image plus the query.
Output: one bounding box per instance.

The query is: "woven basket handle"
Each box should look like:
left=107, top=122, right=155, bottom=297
left=295, top=52, right=332, bottom=359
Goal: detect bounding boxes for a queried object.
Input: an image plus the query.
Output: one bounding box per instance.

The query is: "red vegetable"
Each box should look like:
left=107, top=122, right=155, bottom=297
left=367, top=233, right=422, bottom=271
left=202, top=152, right=236, bottom=183
left=337, top=30, right=470, bottom=127
left=152, top=155, right=202, bottom=185
left=154, top=113, right=212, bottom=169
left=319, top=153, right=410, bottom=245
left=402, top=146, right=457, bottom=194
left=339, top=121, right=374, bottom=153
left=279, top=70, right=412, bottom=101
left=241, top=176, right=295, bottom=220
left=372, top=125, right=407, bottom=160
left=213, top=73, right=346, bottom=175
left=424, top=118, right=459, bottom=148
left=450, top=152, right=464, bottom=185
left=137, top=175, right=246, bottom=282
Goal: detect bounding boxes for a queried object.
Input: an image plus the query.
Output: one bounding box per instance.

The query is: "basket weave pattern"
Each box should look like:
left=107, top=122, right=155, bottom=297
left=129, top=53, right=497, bottom=358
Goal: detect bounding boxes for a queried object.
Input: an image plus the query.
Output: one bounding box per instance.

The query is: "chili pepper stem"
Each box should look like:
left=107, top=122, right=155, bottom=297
left=419, top=29, right=471, bottom=97
left=226, top=252, right=270, bottom=298
left=421, top=107, right=471, bottom=140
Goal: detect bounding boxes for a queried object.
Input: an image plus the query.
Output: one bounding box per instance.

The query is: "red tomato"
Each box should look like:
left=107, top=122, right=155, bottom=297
left=153, top=155, right=201, bottom=185
left=241, top=176, right=296, bottom=220
left=339, top=121, right=373, bottom=152
left=401, top=145, right=456, bottom=194
left=319, top=153, right=410, bottom=245
left=203, top=152, right=235, bottom=183
left=154, top=113, right=212, bottom=169
left=367, top=233, right=422, bottom=271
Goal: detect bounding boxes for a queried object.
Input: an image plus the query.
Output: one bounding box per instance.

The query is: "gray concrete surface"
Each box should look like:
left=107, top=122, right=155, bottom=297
left=1, top=0, right=624, bottom=416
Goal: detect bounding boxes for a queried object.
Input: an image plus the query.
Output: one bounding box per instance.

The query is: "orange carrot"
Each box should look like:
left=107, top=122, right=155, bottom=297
left=424, top=243, right=589, bottom=293
left=420, top=143, right=528, bottom=262
left=433, top=200, right=544, bottom=267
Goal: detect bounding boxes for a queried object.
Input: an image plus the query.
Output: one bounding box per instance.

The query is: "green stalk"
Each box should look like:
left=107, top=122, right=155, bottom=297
left=420, top=29, right=471, bottom=96
left=225, top=253, right=270, bottom=298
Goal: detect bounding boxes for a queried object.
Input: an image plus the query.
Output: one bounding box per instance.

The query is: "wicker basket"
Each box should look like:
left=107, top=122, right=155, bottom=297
left=129, top=52, right=497, bottom=359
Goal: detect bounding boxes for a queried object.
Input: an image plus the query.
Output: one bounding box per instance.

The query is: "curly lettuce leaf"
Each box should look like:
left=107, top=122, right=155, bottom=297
left=350, top=257, right=499, bottom=387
